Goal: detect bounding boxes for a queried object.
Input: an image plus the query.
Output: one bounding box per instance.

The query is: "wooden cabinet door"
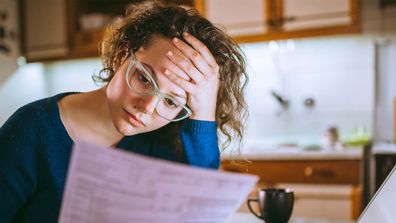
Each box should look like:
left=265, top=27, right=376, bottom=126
left=281, top=0, right=354, bottom=31
left=198, top=0, right=269, bottom=38
left=23, top=0, right=69, bottom=61
left=196, top=0, right=359, bottom=43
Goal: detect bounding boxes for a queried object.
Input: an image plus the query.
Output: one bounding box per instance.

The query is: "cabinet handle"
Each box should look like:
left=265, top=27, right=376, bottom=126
left=304, top=166, right=335, bottom=178
left=304, top=166, right=314, bottom=176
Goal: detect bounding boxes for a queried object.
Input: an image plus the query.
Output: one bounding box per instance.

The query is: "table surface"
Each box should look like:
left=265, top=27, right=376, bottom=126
left=227, top=213, right=353, bottom=223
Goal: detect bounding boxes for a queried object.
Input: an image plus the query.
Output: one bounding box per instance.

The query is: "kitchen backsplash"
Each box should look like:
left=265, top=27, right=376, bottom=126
left=0, top=58, right=101, bottom=124
left=0, top=36, right=380, bottom=147
left=242, top=36, right=375, bottom=147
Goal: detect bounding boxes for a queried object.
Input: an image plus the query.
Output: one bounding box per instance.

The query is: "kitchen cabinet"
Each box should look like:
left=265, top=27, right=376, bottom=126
left=22, top=0, right=69, bottom=61
left=197, top=0, right=269, bottom=37
left=22, top=0, right=361, bottom=61
left=281, top=0, right=355, bottom=31
left=195, top=0, right=360, bottom=43
left=21, top=0, right=194, bottom=62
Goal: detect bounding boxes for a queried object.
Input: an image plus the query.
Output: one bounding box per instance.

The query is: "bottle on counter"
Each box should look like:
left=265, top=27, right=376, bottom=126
left=321, top=126, right=343, bottom=150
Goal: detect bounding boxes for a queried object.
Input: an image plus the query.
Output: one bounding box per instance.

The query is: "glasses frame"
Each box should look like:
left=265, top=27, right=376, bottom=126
left=125, top=52, right=192, bottom=122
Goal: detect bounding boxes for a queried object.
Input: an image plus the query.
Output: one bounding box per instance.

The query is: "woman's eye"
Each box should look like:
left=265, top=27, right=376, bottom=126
left=164, top=98, right=178, bottom=108
left=137, top=72, right=151, bottom=85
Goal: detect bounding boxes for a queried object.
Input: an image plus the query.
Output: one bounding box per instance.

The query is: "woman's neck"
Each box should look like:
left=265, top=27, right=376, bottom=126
left=63, top=88, right=124, bottom=147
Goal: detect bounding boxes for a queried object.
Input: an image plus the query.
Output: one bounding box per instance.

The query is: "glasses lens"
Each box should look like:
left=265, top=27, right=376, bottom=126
left=127, top=65, right=155, bottom=95
left=156, top=95, right=190, bottom=121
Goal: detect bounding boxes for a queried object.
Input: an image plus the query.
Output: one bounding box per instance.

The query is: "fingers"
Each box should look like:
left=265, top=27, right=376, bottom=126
left=164, top=69, right=195, bottom=94
left=166, top=50, right=205, bottom=84
left=164, top=33, right=221, bottom=97
left=171, top=37, right=214, bottom=77
left=163, top=55, right=191, bottom=81
left=181, top=33, right=219, bottom=71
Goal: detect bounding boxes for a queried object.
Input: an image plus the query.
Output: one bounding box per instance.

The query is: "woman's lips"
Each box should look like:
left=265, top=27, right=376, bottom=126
left=123, top=109, right=145, bottom=127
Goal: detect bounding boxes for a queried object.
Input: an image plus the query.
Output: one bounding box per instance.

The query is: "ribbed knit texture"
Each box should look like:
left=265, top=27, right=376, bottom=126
left=0, top=93, right=219, bottom=223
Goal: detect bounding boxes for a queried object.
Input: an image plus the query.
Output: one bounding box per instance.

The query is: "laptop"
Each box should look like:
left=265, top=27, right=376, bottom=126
left=357, top=165, right=396, bottom=223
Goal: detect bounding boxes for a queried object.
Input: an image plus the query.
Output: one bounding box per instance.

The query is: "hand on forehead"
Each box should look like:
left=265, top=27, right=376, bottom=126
left=136, top=36, right=191, bottom=81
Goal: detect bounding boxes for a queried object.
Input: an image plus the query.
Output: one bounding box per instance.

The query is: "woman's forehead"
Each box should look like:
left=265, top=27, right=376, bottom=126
left=137, top=35, right=187, bottom=62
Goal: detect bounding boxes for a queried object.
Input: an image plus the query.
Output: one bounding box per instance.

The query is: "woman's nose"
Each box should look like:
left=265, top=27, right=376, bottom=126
left=138, top=95, right=158, bottom=115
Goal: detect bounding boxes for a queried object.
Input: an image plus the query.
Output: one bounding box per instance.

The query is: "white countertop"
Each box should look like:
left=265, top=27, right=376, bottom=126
left=221, top=146, right=362, bottom=160
left=373, top=142, right=396, bottom=154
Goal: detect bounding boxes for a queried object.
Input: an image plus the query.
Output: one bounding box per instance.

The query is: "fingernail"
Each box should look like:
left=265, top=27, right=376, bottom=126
left=173, top=37, right=179, bottom=43
left=183, top=32, right=189, bottom=36
left=167, top=51, right=173, bottom=56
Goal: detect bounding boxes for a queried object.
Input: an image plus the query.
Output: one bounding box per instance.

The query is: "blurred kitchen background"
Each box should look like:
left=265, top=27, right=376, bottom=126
left=1, top=0, right=395, bottom=221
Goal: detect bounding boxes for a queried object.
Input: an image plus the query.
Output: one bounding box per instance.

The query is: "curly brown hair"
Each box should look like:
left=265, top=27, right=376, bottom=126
left=94, top=0, right=248, bottom=154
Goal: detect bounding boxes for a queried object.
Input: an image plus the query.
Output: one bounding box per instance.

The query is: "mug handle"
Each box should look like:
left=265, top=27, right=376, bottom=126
left=247, top=198, right=262, bottom=219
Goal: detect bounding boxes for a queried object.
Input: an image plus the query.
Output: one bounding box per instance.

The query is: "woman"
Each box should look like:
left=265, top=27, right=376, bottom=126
left=0, top=1, right=248, bottom=222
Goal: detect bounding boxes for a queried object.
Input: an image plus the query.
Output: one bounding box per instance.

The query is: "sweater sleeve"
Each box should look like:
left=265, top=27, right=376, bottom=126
left=0, top=106, right=39, bottom=222
left=179, top=119, right=220, bottom=169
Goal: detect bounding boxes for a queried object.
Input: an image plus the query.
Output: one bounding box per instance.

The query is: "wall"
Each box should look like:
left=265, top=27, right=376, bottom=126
left=0, top=58, right=100, bottom=125
left=241, top=36, right=375, bottom=148
left=0, top=63, right=47, bottom=123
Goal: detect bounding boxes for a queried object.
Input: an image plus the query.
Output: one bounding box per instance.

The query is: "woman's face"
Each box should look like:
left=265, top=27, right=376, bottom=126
left=106, top=35, right=188, bottom=136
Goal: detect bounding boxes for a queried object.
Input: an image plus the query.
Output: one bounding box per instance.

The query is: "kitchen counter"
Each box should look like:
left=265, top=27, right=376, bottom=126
left=222, top=146, right=362, bottom=161
left=372, top=142, right=396, bottom=154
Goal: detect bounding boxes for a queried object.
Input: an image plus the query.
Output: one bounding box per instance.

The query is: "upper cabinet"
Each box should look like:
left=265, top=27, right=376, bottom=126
left=199, top=0, right=269, bottom=37
left=21, top=0, right=194, bottom=62
left=195, top=0, right=360, bottom=43
left=282, top=0, right=354, bottom=31
left=23, top=0, right=69, bottom=61
left=22, top=0, right=360, bottom=62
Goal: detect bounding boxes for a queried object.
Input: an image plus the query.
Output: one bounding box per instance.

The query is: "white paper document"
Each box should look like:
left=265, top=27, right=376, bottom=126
left=58, top=141, right=258, bottom=223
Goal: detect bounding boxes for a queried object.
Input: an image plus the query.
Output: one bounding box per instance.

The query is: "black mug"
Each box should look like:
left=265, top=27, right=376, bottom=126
left=247, top=188, right=294, bottom=223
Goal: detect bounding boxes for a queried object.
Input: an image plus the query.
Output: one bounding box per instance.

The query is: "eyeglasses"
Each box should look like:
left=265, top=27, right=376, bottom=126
left=125, top=53, right=192, bottom=122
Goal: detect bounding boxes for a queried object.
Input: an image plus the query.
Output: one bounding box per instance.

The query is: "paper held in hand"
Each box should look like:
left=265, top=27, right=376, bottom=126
left=58, top=141, right=258, bottom=223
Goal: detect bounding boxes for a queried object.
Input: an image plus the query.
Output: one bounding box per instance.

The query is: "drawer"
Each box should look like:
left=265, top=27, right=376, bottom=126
left=221, top=159, right=361, bottom=185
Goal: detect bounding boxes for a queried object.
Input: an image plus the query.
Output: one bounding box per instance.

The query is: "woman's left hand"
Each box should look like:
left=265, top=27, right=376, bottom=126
left=165, top=32, right=220, bottom=121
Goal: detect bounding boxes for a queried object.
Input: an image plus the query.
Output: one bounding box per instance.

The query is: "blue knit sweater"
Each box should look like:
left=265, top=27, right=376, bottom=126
left=0, top=93, right=220, bottom=223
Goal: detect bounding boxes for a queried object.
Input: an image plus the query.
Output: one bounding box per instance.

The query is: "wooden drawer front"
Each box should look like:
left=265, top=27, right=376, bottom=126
left=221, top=160, right=360, bottom=185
